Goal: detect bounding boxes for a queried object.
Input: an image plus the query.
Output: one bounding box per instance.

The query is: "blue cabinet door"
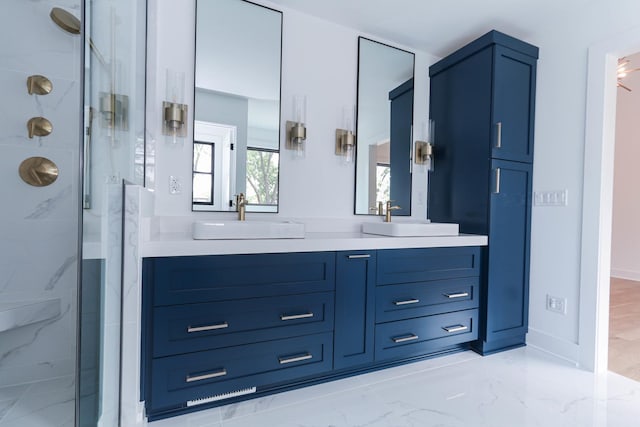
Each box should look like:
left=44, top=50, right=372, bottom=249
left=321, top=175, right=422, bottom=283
left=483, top=160, right=532, bottom=345
left=491, top=46, right=537, bottom=163
left=428, top=46, right=493, bottom=233
left=333, top=251, right=376, bottom=370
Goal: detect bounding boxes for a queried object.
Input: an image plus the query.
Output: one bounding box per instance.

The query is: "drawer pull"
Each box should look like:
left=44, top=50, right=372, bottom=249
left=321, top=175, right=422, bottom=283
left=392, top=334, right=419, bottom=343
left=393, top=298, right=420, bottom=306
left=187, top=322, right=229, bottom=333
left=347, top=254, right=371, bottom=259
left=278, top=353, right=313, bottom=365
left=186, top=368, right=227, bottom=383
left=443, top=292, right=469, bottom=299
left=280, top=312, right=314, bottom=321
left=442, top=325, right=468, bottom=333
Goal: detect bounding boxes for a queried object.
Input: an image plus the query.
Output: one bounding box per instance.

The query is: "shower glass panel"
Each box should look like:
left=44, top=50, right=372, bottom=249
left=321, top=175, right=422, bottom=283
left=78, top=0, right=146, bottom=425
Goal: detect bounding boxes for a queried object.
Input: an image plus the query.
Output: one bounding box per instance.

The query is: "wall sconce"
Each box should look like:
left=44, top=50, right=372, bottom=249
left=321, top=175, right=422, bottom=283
left=163, top=70, right=187, bottom=144
left=335, top=106, right=356, bottom=164
left=414, top=119, right=435, bottom=172
left=286, top=95, right=307, bottom=157
left=99, top=92, right=129, bottom=132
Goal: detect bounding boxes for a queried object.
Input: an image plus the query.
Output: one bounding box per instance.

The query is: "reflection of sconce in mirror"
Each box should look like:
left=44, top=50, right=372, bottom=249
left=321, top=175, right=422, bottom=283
left=414, top=119, right=435, bottom=172
left=415, top=141, right=433, bottom=167
left=27, top=75, right=53, bottom=95
left=286, top=95, right=307, bottom=157
left=335, top=106, right=356, bottom=164
left=99, top=92, right=129, bottom=132
left=163, top=69, right=187, bottom=144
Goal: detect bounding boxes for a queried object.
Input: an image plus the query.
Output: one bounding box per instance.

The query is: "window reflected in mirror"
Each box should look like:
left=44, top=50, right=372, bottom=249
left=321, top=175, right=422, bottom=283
left=193, top=141, right=214, bottom=205
left=245, top=148, right=279, bottom=210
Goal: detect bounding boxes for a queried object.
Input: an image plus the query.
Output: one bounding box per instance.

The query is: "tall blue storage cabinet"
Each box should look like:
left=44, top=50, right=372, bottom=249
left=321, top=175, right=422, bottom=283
left=428, top=30, right=538, bottom=354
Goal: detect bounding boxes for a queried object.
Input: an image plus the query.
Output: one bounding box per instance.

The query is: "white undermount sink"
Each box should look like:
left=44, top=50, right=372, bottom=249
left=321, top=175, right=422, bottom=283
left=361, top=220, right=459, bottom=237
left=193, top=220, right=305, bottom=240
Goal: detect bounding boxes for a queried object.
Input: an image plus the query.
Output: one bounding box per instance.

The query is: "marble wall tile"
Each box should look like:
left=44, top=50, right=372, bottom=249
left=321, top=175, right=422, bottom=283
left=0, top=1, right=81, bottom=80
left=0, top=3, right=80, bottom=419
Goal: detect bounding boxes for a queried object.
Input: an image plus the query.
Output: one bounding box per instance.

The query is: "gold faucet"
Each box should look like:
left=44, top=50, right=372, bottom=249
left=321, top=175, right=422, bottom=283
left=384, top=200, right=401, bottom=222
left=236, top=193, right=247, bottom=221
left=369, top=201, right=384, bottom=216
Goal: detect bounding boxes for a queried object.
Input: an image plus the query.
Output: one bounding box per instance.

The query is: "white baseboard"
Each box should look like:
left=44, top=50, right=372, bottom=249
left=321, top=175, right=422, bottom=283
left=610, top=269, right=640, bottom=282
left=526, top=328, right=579, bottom=366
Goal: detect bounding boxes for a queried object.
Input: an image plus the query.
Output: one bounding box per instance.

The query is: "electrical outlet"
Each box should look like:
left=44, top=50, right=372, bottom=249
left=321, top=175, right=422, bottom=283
left=169, top=176, right=181, bottom=194
left=534, top=190, right=568, bottom=207
left=105, top=174, right=120, bottom=184
left=546, top=294, right=567, bottom=315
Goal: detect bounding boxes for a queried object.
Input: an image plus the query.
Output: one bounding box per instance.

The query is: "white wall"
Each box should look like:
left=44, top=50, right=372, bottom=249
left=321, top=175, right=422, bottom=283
left=521, top=3, right=640, bottom=360
left=611, top=52, right=640, bottom=281
left=146, top=0, right=435, bottom=220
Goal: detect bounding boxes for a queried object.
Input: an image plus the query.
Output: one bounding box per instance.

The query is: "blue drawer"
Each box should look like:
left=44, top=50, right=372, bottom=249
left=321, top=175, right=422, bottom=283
left=148, top=332, right=333, bottom=412
left=376, top=247, right=480, bottom=285
left=146, top=252, right=335, bottom=306
left=376, top=277, right=478, bottom=323
left=374, top=309, right=478, bottom=361
left=153, top=292, right=334, bottom=357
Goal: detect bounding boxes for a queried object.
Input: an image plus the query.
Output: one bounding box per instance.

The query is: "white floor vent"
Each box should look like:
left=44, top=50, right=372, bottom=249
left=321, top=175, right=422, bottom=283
left=186, top=386, right=257, bottom=407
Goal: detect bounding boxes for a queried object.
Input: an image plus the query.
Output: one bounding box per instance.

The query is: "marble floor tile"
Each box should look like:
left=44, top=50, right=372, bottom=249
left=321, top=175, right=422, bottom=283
left=151, top=347, right=640, bottom=427
left=0, top=376, right=75, bottom=427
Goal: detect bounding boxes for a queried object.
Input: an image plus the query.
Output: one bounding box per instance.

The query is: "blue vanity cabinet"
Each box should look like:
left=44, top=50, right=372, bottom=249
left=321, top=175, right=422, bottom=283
left=428, top=30, right=538, bottom=355
left=374, top=247, right=481, bottom=362
left=333, top=250, right=376, bottom=370
left=142, top=252, right=336, bottom=420
left=142, top=246, right=484, bottom=420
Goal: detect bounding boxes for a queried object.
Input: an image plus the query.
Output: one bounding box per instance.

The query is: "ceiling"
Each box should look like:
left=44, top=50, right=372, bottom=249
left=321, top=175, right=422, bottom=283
left=267, top=0, right=590, bottom=57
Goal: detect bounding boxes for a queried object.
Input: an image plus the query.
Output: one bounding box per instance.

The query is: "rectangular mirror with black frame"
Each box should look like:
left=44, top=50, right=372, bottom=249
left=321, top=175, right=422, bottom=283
left=193, top=0, right=282, bottom=212
left=354, top=37, right=415, bottom=216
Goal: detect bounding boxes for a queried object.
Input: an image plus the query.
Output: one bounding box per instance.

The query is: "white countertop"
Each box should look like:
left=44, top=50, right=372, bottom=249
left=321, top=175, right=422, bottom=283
left=141, top=231, right=488, bottom=258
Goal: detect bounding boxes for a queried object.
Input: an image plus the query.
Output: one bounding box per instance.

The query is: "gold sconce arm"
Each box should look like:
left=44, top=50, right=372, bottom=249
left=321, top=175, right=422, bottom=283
left=162, top=101, right=188, bottom=138
left=335, top=129, right=355, bottom=156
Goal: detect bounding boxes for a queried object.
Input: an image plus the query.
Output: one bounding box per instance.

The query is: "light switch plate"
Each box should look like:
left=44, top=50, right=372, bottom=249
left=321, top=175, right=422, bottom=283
left=534, top=190, right=568, bottom=206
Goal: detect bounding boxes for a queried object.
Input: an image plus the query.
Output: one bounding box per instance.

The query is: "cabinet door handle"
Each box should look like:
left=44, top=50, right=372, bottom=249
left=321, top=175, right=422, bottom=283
left=280, top=312, right=314, bottom=321
left=393, top=298, right=420, bottom=306
left=186, top=368, right=227, bottom=383
left=493, top=168, right=501, bottom=194
left=278, top=353, right=313, bottom=364
left=443, top=292, right=469, bottom=299
left=187, top=322, right=229, bottom=333
left=392, top=334, right=419, bottom=343
left=347, top=254, right=371, bottom=259
left=442, top=325, right=468, bottom=333
left=495, top=122, right=502, bottom=148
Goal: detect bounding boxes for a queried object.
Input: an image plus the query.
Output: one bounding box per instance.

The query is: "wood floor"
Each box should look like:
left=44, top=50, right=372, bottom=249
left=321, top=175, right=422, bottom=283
left=609, top=277, right=640, bottom=382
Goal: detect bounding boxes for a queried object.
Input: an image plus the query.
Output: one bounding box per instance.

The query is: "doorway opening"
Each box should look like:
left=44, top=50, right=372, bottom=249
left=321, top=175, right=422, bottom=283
left=608, top=51, right=640, bottom=382
left=579, top=26, right=640, bottom=374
